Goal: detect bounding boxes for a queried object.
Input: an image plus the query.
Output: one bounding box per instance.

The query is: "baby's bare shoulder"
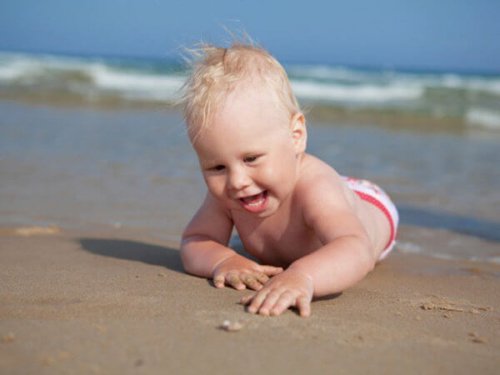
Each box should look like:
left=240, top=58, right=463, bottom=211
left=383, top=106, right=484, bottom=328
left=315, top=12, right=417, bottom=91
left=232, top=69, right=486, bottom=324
left=296, top=154, right=343, bottom=193
left=295, top=155, right=367, bottom=243
left=295, top=154, right=356, bottom=212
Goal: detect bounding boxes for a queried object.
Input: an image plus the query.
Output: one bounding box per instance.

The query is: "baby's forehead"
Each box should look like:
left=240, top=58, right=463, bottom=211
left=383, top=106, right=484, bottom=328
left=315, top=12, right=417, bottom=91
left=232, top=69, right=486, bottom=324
left=187, top=78, right=291, bottom=142
left=220, top=86, right=290, bottom=122
left=190, top=94, right=289, bottom=145
left=223, top=79, right=288, bottom=111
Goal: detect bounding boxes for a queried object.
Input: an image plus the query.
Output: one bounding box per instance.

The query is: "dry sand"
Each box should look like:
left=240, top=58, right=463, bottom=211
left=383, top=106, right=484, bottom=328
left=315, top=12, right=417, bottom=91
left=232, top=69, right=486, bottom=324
left=1, top=226, right=499, bottom=374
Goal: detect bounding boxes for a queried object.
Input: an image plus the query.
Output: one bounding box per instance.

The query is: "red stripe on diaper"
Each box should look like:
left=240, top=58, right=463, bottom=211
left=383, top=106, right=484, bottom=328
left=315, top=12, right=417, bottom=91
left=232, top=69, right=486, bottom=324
left=354, top=191, right=395, bottom=251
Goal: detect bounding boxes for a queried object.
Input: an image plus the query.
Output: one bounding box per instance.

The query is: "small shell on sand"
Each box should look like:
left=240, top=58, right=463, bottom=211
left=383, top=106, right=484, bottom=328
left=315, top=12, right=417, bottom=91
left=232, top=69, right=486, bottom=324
left=219, top=320, right=244, bottom=332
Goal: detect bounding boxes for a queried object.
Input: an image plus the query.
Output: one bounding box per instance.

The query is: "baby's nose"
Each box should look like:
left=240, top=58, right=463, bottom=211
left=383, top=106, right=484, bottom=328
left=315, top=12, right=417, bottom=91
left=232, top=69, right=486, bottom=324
left=227, top=167, right=251, bottom=190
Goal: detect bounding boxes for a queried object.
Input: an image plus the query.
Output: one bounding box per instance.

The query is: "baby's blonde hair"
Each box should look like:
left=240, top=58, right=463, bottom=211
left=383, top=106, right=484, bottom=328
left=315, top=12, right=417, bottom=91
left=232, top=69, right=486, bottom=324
left=181, top=41, right=300, bottom=141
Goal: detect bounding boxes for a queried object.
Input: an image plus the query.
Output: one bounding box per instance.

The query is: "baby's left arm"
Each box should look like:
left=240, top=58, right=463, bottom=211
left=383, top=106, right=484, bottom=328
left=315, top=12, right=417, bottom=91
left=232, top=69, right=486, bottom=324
left=241, top=233, right=372, bottom=317
left=241, top=178, right=376, bottom=317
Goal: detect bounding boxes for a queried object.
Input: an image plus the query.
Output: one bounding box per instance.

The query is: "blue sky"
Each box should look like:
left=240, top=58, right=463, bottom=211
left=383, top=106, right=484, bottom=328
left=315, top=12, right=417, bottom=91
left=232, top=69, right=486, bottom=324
left=1, top=0, right=499, bottom=72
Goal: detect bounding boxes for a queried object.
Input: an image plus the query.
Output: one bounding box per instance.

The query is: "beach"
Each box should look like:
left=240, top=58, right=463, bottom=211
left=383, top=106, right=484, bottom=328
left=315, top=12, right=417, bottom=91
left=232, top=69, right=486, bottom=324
left=1, top=60, right=500, bottom=373
left=1, top=227, right=499, bottom=374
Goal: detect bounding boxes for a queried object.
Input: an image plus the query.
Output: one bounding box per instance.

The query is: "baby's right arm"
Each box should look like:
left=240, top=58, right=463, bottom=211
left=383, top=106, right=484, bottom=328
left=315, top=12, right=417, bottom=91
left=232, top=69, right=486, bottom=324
left=181, top=193, right=282, bottom=290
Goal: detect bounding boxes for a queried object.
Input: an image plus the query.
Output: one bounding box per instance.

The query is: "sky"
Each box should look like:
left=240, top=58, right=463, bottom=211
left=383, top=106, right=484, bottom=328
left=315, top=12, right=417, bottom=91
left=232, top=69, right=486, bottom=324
left=1, top=0, right=499, bottom=72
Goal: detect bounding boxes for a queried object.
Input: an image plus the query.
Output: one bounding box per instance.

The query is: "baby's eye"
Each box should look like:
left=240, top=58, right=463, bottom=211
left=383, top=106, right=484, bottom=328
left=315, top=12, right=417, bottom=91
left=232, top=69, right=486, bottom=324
left=211, top=165, right=225, bottom=172
left=244, top=155, right=259, bottom=163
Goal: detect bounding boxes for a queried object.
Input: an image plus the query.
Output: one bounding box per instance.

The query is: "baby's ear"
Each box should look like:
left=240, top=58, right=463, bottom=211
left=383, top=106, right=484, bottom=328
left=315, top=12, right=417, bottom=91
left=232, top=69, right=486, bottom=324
left=290, top=112, right=307, bottom=153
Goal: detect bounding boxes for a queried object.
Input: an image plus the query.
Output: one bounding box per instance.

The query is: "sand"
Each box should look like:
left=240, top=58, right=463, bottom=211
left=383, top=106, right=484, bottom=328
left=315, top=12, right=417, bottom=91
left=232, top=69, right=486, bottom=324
left=1, top=226, right=499, bottom=375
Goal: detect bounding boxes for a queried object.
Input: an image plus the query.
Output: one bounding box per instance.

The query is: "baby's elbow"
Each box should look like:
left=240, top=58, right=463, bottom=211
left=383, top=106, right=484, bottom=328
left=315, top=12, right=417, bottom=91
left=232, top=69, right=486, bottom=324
left=364, top=255, right=376, bottom=274
left=179, top=249, right=191, bottom=274
left=181, top=259, right=196, bottom=276
left=358, top=238, right=377, bottom=275
left=180, top=251, right=199, bottom=276
left=179, top=237, right=198, bottom=274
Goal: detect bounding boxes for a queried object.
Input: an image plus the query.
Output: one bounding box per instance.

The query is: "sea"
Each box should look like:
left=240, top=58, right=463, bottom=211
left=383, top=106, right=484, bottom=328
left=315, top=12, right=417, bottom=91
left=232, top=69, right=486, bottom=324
left=1, top=50, right=499, bottom=264
left=1, top=50, right=500, bottom=130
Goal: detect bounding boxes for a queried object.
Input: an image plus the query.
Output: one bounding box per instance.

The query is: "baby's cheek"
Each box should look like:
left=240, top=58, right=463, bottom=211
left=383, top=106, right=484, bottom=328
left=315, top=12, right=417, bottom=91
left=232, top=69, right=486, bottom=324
left=205, top=177, right=225, bottom=198
left=261, top=167, right=280, bottom=185
left=272, top=158, right=297, bottom=182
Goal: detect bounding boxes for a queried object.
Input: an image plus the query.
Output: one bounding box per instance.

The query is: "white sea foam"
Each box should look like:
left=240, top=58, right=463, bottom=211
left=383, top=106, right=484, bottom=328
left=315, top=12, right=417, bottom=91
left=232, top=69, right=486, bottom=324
left=396, top=241, right=423, bottom=254
left=0, top=54, right=41, bottom=80
left=466, top=108, right=500, bottom=129
left=397, top=241, right=500, bottom=265
left=289, top=64, right=500, bottom=96
left=0, top=52, right=186, bottom=101
left=287, top=64, right=379, bottom=83
left=0, top=52, right=93, bottom=81
left=291, top=80, right=423, bottom=103
left=1, top=51, right=500, bottom=125
left=437, top=74, right=500, bottom=95
left=90, top=65, right=185, bottom=101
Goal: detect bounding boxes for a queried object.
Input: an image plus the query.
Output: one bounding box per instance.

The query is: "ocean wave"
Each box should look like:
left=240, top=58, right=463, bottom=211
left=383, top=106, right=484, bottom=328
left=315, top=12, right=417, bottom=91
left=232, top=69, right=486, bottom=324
left=0, top=52, right=186, bottom=102
left=466, top=108, right=500, bottom=129
left=291, top=80, right=423, bottom=103
left=288, top=64, right=500, bottom=96
left=287, top=64, right=381, bottom=83
left=0, top=52, right=94, bottom=80
left=88, top=64, right=185, bottom=101
left=1, top=51, right=499, bottom=129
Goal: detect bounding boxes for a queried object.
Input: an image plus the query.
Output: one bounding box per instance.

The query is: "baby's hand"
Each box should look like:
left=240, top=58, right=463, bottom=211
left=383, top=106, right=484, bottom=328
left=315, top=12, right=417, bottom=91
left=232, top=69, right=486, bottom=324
left=240, top=269, right=314, bottom=317
left=212, top=254, right=283, bottom=291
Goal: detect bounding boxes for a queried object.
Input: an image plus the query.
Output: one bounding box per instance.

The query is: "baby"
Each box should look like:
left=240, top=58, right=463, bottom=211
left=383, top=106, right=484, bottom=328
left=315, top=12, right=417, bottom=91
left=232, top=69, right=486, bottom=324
left=180, top=42, right=399, bottom=317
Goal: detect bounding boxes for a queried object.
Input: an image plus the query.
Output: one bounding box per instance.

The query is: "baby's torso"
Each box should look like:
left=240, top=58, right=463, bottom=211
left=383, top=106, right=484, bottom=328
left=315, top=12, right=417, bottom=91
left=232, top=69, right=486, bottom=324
left=227, top=154, right=390, bottom=266
left=230, top=154, right=339, bottom=266
left=232, top=198, right=323, bottom=267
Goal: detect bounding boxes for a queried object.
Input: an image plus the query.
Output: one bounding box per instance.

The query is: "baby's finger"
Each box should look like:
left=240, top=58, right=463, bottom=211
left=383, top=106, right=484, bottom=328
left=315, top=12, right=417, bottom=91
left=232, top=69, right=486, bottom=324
left=213, top=274, right=226, bottom=288
left=227, top=272, right=246, bottom=290
left=270, top=291, right=295, bottom=316
left=260, top=266, right=283, bottom=276
left=296, top=295, right=311, bottom=317
left=246, top=290, right=269, bottom=314
left=255, top=273, right=269, bottom=285
left=256, top=290, right=282, bottom=316
left=239, top=294, right=255, bottom=305
left=241, top=274, right=263, bottom=291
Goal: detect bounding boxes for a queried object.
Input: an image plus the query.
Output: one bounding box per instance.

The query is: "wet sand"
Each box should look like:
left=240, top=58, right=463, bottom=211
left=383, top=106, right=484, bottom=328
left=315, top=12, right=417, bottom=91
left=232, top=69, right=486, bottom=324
left=0, top=227, right=499, bottom=374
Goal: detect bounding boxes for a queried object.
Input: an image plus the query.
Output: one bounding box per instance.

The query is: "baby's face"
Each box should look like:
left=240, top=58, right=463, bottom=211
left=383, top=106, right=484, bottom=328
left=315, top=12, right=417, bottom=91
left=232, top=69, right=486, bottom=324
left=192, top=86, right=304, bottom=217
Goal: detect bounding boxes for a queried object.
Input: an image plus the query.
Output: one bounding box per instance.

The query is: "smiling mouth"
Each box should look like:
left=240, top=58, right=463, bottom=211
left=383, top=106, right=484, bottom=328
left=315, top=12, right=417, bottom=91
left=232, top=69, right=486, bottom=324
left=239, top=191, right=269, bottom=212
